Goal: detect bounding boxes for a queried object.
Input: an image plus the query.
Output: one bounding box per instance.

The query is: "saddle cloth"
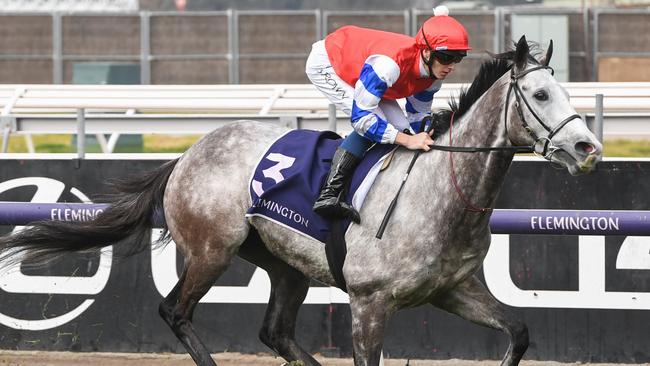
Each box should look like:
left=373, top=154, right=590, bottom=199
left=245, top=129, right=395, bottom=243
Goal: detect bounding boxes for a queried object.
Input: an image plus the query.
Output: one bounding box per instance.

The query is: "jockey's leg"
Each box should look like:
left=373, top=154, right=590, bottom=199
left=430, top=275, right=529, bottom=366
left=305, top=40, right=354, bottom=115
left=313, top=132, right=370, bottom=223
left=349, top=293, right=390, bottom=366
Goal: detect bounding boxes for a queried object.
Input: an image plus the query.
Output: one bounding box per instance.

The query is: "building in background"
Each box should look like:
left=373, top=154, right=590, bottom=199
left=137, top=0, right=548, bottom=11
left=1, top=0, right=649, bottom=12
left=0, top=0, right=138, bottom=12
left=0, top=0, right=648, bottom=83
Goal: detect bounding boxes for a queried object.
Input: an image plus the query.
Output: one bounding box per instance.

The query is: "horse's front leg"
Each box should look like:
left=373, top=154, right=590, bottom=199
left=349, top=292, right=390, bottom=366
left=431, top=275, right=529, bottom=366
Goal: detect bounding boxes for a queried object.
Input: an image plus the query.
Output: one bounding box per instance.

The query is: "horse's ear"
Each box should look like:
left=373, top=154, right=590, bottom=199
left=542, top=39, right=554, bottom=66
left=514, top=35, right=529, bottom=70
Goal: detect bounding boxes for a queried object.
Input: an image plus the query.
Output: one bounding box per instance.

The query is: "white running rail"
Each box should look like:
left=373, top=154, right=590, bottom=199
left=1, top=83, right=649, bottom=154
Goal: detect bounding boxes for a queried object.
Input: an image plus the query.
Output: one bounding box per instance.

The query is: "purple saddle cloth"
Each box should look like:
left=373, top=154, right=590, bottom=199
left=246, top=129, right=393, bottom=243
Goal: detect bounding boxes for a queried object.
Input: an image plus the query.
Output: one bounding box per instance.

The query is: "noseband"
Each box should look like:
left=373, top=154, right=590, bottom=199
left=505, top=65, right=582, bottom=159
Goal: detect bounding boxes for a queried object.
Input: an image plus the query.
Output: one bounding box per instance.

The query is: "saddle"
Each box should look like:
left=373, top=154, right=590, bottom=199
left=245, top=129, right=394, bottom=289
left=246, top=130, right=394, bottom=242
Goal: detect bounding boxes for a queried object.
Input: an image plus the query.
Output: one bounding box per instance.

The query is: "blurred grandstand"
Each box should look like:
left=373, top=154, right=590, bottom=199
left=0, top=0, right=138, bottom=12
left=0, top=0, right=649, bottom=84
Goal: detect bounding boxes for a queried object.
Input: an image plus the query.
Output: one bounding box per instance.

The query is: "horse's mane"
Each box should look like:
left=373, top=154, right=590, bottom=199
left=432, top=43, right=543, bottom=138
left=448, top=58, right=511, bottom=119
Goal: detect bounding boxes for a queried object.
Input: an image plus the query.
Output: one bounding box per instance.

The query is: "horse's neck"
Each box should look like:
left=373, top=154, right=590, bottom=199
left=422, top=81, right=513, bottom=213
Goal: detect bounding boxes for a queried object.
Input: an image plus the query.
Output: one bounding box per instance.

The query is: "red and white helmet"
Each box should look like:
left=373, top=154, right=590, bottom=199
left=415, top=6, right=471, bottom=52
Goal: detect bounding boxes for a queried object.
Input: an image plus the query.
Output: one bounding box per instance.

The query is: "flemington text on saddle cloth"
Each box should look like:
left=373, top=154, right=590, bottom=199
left=245, top=129, right=395, bottom=243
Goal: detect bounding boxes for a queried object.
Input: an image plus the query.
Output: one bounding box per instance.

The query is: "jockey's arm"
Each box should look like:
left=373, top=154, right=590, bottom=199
left=351, top=55, right=434, bottom=151
left=395, top=130, right=435, bottom=151
left=405, top=80, right=442, bottom=131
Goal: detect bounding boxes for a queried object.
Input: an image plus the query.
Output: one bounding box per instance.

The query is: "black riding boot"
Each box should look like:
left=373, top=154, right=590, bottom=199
left=313, top=147, right=361, bottom=223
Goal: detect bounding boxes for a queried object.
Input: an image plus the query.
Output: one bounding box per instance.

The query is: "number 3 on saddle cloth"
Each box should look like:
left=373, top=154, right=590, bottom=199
left=245, top=129, right=395, bottom=243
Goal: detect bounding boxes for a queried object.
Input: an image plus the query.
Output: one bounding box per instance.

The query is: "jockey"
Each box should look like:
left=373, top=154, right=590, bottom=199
left=305, top=5, right=470, bottom=223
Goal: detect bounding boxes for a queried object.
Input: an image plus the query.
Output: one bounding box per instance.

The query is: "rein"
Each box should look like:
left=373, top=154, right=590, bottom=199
left=375, top=117, right=435, bottom=239
left=425, top=66, right=581, bottom=157
left=376, top=63, right=583, bottom=237
left=441, top=65, right=582, bottom=214
left=447, top=111, right=493, bottom=213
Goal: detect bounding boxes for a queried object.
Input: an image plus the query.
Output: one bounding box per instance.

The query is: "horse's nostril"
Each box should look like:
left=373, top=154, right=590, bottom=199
left=575, top=141, right=596, bottom=155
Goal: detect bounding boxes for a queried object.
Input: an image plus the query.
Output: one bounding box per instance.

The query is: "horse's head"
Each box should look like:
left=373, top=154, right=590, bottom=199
left=504, top=36, right=602, bottom=175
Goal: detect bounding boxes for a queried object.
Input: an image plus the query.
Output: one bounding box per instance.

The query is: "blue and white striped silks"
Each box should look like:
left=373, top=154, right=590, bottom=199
left=350, top=54, right=442, bottom=143
left=351, top=55, right=400, bottom=144
left=406, top=80, right=442, bottom=132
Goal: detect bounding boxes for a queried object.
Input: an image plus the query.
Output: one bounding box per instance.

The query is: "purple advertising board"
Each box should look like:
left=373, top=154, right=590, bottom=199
left=0, top=157, right=648, bottom=363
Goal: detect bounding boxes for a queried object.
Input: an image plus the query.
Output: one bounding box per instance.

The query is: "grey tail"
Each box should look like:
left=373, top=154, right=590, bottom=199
left=0, top=158, right=179, bottom=267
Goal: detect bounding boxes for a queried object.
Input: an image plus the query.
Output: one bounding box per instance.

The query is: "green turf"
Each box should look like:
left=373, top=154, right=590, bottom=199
left=603, top=139, right=650, bottom=157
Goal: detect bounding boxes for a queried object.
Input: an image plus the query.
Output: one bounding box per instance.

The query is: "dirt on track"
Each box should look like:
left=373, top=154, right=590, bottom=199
left=0, top=351, right=646, bottom=366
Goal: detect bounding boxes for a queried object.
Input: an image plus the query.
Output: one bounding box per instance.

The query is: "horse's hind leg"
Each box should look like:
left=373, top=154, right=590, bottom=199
left=159, top=245, right=237, bottom=366
left=431, top=275, right=529, bottom=366
left=238, top=233, right=321, bottom=366
left=261, top=267, right=320, bottom=365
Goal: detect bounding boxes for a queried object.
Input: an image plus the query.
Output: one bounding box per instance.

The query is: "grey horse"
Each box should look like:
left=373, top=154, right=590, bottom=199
left=0, top=37, right=602, bottom=366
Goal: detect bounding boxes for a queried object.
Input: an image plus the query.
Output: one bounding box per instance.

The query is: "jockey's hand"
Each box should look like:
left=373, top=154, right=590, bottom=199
left=395, top=130, right=434, bottom=151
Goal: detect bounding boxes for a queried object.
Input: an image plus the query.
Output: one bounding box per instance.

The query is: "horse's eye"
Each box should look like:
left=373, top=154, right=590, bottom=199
left=534, top=90, right=548, bottom=101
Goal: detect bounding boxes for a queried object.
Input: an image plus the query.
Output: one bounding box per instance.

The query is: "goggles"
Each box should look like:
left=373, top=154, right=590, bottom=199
left=433, top=50, right=467, bottom=65
left=419, top=27, right=468, bottom=79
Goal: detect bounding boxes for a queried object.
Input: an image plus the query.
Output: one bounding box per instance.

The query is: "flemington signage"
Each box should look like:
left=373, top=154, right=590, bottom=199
left=49, top=207, right=104, bottom=222
left=530, top=215, right=620, bottom=231
left=0, top=159, right=648, bottom=362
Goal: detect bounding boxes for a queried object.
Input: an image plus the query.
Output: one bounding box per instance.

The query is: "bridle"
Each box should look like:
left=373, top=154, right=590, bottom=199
left=442, top=63, right=582, bottom=213
left=376, top=63, right=584, bottom=237
left=427, top=63, right=582, bottom=158
left=504, top=64, right=582, bottom=160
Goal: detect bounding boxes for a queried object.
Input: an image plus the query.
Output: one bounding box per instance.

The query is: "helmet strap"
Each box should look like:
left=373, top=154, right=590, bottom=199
left=421, top=49, right=436, bottom=80
left=420, top=28, right=437, bottom=80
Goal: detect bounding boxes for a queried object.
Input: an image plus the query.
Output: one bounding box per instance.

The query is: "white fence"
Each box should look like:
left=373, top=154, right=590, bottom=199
left=1, top=82, right=650, bottom=154
left=5, top=83, right=650, bottom=114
